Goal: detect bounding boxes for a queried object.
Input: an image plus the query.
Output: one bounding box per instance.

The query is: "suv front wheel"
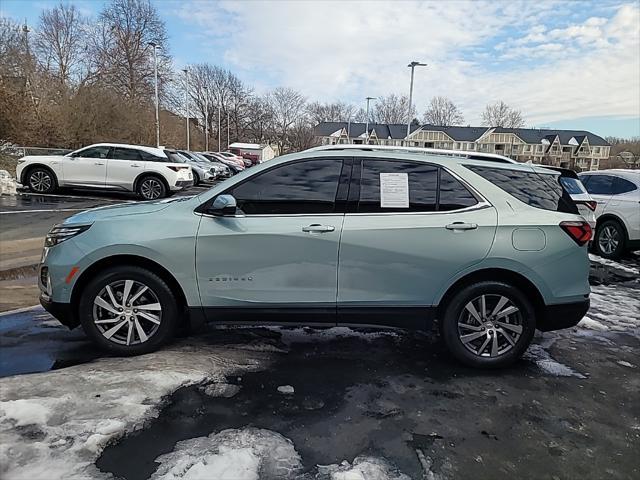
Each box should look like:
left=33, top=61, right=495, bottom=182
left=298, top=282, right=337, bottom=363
left=441, top=281, right=536, bottom=368
left=78, top=266, right=179, bottom=355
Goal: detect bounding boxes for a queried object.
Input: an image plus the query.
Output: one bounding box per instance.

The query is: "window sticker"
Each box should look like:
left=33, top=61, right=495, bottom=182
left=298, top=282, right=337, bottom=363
left=380, top=172, right=409, bottom=208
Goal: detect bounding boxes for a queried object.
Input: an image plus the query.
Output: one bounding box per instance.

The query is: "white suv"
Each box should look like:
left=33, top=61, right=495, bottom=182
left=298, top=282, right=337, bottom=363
left=16, top=143, right=193, bottom=200
left=579, top=169, right=640, bottom=259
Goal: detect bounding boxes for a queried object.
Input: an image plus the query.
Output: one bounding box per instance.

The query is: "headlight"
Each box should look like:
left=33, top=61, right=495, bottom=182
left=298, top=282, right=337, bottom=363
left=45, top=224, right=92, bottom=247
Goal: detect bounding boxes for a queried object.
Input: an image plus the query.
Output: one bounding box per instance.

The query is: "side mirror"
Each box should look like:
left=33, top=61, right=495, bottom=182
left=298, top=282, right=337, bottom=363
left=209, top=194, right=237, bottom=216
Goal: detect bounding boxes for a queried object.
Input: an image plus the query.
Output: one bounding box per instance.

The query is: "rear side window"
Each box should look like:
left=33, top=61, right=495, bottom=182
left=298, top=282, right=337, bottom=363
left=467, top=165, right=577, bottom=213
left=359, top=160, right=438, bottom=212
left=110, top=148, right=141, bottom=161
left=582, top=175, right=613, bottom=195
left=228, top=159, right=343, bottom=214
left=612, top=177, right=637, bottom=194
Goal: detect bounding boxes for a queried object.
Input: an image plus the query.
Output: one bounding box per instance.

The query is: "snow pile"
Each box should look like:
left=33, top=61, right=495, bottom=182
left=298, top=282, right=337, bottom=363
left=524, top=342, right=586, bottom=378
left=151, top=428, right=303, bottom=480
left=589, top=254, right=639, bottom=276
left=579, top=285, right=640, bottom=336
left=0, top=170, right=17, bottom=195
left=272, top=326, right=399, bottom=346
left=318, top=455, right=411, bottom=480
left=0, top=342, right=271, bottom=480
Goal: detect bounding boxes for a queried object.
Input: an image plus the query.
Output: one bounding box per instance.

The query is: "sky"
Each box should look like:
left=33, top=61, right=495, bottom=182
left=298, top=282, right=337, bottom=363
left=2, top=0, right=639, bottom=138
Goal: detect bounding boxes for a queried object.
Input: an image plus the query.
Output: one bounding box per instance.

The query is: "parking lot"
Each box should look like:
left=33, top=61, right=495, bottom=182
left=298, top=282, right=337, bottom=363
left=1, top=187, right=639, bottom=480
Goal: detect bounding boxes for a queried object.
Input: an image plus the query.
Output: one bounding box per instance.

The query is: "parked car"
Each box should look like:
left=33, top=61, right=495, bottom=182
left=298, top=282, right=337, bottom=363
left=218, top=151, right=252, bottom=168
left=17, top=143, right=193, bottom=200
left=543, top=167, right=597, bottom=230
left=164, top=149, right=215, bottom=185
left=203, top=152, right=245, bottom=173
left=578, top=169, right=640, bottom=259
left=38, top=146, right=591, bottom=368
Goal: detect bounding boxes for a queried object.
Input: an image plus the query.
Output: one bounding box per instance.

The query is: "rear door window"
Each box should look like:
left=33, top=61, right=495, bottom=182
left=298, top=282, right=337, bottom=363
left=110, top=148, right=141, bottom=161
left=438, top=170, right=478, bottom=211
left=466, top=165, right=577, bottom=213
left=582, top=175, right=614, bottom=195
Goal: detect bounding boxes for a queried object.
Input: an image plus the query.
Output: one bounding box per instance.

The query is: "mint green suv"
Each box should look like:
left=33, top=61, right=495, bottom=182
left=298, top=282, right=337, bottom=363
left=38, top=147, right=592, bottom=367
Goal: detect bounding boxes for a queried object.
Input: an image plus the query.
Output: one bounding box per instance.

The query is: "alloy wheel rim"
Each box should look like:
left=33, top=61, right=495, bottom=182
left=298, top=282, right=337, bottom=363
left=598, top=226, right=619, bottom=255
left=141, top=179, right=162, bottom=199
left=457, top=294, right=523, bottom=357
left=92, top=279, right=162, bottom=346
left=30, top=171, right=51, bottom=192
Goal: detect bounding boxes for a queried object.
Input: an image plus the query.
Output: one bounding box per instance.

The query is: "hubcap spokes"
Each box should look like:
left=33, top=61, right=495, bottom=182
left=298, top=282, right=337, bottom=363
left=31, top=172, right=51, bottom=192
left=599, top=226, right=619, bottom=254
left=93, top=279, right=161, bottom=345
left=458, top=294, right=522, bottom=357
left=141, top=180, right=161, bottom=199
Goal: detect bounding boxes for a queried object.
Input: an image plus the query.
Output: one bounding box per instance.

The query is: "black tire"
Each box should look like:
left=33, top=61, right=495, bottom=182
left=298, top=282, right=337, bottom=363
left=594, top=219, right=626, bottom=260
left=137, top=175, right=167, bottom=200
left=192, top=170, right=200, bottom=186
left=78, top=266, right=180, bottom=355
left=440, top=281, right=536, bottom=368
left=26, top=167, right=57, bottom=194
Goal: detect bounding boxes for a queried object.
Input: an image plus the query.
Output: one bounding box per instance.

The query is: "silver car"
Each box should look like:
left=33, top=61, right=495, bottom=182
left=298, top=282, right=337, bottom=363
left=38, top=146, right=591, bottom=367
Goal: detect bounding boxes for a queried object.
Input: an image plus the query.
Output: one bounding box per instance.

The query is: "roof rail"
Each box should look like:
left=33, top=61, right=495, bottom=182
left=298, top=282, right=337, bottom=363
left=305, top=144, right=517, bottom=164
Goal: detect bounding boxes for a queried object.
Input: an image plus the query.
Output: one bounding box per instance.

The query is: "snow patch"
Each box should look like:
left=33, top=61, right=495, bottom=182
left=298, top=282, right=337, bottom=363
left=0, top=342, right=271, bottom=479
left=277, top=385, right=295, bottom=395
left=524, top=343, right=586, bottom=378
left=150, top=428, right=303, bottom=480
left=617, top=360, right=635, bottom=368
left=589, top=254, right=639, bottom=276
left=319, top=456, right=411, bottom=480
left=0, top=170, right=17, bottom=195
left=272, top=326, right=399, bottom=346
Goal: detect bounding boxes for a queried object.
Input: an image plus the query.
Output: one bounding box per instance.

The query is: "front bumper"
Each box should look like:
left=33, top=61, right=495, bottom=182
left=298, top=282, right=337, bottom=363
left=172, top=179, right=194, bottom=190
left=40, top=294, right=78, bottom=329
left=536, top=298, right=590, bottom=331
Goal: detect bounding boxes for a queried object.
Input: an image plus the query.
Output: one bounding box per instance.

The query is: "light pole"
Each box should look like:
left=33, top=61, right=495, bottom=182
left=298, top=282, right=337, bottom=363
left=406, top=61, right=427, bottom=143
left=182, top=68, right=190, bottom=150
left=227, top=110, right=230, bottom=149
left=365, top=96, right=375, bottom=144
left=204, top=100, right=209, bottom=151
left=148, top=42, right=160, bottom=147
left=217, top=106, right=221, bottom=152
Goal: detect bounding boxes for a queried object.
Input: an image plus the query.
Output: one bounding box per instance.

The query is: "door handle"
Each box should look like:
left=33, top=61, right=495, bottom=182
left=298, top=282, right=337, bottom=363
left=130, top=164, right=141, bottom=167
left=302, top=224, right=335, bottom=233
left=94, top=162, right=105, bottom=166
left=446, top=222, right=478, bottom=231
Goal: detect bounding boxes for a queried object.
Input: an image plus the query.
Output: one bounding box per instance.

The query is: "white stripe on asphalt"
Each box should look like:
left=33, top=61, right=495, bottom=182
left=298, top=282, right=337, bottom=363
left=17, top=191, right=130, bottom=202
left=0, top=305, right=41, bottom=316
left=0, top=208, right=88, bottom=214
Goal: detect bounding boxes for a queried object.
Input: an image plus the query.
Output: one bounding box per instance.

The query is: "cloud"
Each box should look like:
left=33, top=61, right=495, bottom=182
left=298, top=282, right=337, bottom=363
left=175, top=0, right=639, bottom=126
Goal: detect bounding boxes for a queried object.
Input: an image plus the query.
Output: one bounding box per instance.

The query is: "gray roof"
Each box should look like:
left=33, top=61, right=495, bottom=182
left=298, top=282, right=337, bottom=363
left=314, top=122, right=609, bottom=146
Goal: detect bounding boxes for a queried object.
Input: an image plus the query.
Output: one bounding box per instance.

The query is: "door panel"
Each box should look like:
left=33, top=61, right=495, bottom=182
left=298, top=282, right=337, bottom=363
left=196, top=215, right=344, bottom=306
left=63, top=146, right=109, bottom=187
left=106, top=147, right=144, bottom=190
left=338, top=207, right=498, bottom=307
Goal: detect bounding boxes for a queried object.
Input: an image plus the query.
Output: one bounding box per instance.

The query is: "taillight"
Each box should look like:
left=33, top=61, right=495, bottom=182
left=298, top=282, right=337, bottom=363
left=576, top=200, right=597, bottom=211
left=167, top=166, right=189, bottom=172
left=560, top=221, right=592, bottom=246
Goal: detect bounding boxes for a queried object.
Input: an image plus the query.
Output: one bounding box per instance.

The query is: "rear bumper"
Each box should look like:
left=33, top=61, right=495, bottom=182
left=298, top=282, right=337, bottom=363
left=537, top=298, right=590, bottom=332
left=40, top=294, right=78, bottom=329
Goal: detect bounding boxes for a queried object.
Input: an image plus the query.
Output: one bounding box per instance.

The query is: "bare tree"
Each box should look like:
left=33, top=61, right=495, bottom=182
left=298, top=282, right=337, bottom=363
left=307, top=101, right=355, bottom=125
left=369, top=94, right=416, bottom=124
left=422, top=96, right=464, bottom=126
left=481, top=100, right=525, bottom=128
left=0, top=18, right=28, bottom=76
left=34, top=3, right=86, bottom=85
left=90, top=0, right=171, bottom=101
left=266, top=87, right=307, bottom=154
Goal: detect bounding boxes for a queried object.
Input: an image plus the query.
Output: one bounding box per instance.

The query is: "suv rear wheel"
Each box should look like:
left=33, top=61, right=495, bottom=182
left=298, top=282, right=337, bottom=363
left=27, top=167, right=57, bottom=194
left=137, top=175, right=167, bottom=200
left=594, top=219, right=625, bottom=260
left=78, top=266, right=179, bottom=355
left=441, top=281, right=536, bottom=368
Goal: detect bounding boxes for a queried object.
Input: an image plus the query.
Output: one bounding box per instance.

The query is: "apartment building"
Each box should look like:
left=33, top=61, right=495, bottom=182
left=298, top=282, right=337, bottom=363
left=314, top=122, right=610, bottom=171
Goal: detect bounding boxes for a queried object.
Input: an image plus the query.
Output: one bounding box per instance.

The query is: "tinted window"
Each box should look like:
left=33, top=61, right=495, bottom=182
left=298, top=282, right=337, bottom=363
left=140, top=151, right=166, bottom=162
left=229, top=159, right=342, bottom=214
left=559, top=176, right=587, bottom=195
left=468, top=165, right=577, bottom=213
left=78, top=146, right=110, bottom=158
left=359, top=160, right=437, bottom=212
left=165, top=152, right=185, bottom=163
left=110, top=148, right=141, bottom=161
left=582, top=175, right=613, bottom=195
left=612, top=177, right=637, bottom=195
left=438, top=170, right=478, bottom=211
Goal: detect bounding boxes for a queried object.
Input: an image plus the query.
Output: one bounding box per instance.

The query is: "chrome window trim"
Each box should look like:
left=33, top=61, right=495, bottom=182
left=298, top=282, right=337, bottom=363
left=344, top=202, right=492, bottom=217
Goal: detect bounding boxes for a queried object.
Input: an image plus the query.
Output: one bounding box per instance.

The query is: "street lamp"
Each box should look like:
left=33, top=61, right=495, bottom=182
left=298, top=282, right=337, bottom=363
left=406, top=61, right=427, bottom=143
left=148, top=42, right=160, bottom=147
left=365, top=96, right=376, bottom=144
left=182, top=68, right=190, bottom=150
